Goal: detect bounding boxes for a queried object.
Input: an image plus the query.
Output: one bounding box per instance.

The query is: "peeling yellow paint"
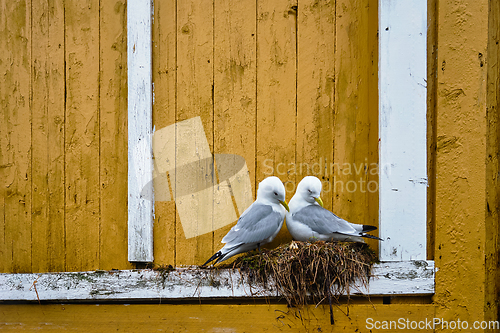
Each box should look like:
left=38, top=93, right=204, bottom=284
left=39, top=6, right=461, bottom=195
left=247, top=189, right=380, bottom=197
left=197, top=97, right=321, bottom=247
left=432, top=0, right=497, bottom=329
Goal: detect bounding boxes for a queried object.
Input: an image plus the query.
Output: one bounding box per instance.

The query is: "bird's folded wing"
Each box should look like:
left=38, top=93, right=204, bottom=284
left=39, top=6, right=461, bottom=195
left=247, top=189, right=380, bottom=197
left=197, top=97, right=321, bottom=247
left=293, top=205, right=357, bottom=235
left=222, top=203, right=282, bottom=245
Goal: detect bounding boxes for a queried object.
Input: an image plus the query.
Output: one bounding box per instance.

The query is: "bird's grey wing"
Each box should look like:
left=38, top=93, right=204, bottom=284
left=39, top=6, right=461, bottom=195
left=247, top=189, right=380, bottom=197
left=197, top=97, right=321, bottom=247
left=222, top=203, right=283, bottom=245
left=292, top=205, right=357, bottom=235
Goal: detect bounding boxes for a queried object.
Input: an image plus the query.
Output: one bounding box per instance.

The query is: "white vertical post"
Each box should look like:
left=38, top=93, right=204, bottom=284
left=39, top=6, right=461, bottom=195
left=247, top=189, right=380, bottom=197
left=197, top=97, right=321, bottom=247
left=379, top=0, right=427, bottom=261
left=127, top=0, right=154, bottom=262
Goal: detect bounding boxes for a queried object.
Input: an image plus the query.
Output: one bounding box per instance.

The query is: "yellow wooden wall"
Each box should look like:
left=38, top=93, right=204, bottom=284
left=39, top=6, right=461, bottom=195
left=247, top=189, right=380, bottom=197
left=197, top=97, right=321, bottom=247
left=431, top=0, right=499, bottom=327
left=0, top=0, right=131, bottom=273
left=1, top=0, right=500, bottom=332
left=152, top=0, right=378, bottom=266
left=0, top=0, right=378, bottom=272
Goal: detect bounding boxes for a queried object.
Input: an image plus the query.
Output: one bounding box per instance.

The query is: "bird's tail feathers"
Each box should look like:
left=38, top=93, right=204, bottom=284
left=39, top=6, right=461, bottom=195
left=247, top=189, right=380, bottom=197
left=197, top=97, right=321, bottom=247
left=362, top=225, right=377, bottom=232
left=361, top=233, right=383, bottom=241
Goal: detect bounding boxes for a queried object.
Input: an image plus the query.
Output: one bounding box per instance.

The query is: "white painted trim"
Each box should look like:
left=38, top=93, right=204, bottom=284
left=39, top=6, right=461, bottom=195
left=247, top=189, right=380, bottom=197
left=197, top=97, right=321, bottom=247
left=0, top=261, right=434, bottom=302
left=378, top=0, right=427, bottom=261
left=127, top=0, right=154, bottom=262
left=120, top=0, right=431, bottom=298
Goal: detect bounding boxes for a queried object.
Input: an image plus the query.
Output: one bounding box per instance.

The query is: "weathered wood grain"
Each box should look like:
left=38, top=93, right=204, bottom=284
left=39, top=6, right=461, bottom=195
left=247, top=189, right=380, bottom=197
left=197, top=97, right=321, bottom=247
left=65, top=0, right=100, bottom=271
left=0, top=0, right=386, bottom=272
left=334, top=0, right=379, bottom=254
left=433, top=0, right=489, bottom=324
left=176, top=0, right=215, bottom=265
left=213, top=0, right=257, bottom=256
left=100, top=0, right=130, bottom=269
left=256, top=0, right=297, bottom=248
left=486, top=0, right=500, bottom=324
left=0, top=0, right=32, bottom=273
left=152, top=0, right=177, bottom=267
left=31, top=0, right=65, bottom=273
left=366, top=0, right=379, bottom=253
left=0, top=261, right=435, bottom=302
left=296, top=0, right=335, bottom=211
left=427, top=0, right=438, bottom=262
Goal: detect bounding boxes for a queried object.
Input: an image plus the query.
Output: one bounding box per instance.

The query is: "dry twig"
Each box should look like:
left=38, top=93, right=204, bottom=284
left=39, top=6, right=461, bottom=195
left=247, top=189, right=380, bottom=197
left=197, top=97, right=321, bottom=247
left=217, top=241, right=377, bottom=308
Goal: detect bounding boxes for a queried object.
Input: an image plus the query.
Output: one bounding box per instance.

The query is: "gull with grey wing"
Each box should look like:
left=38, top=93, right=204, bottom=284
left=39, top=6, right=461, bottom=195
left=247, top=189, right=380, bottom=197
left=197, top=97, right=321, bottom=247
left=286, top=176, right=382, bottom=243
left=202, top=176, right=289, bottom=266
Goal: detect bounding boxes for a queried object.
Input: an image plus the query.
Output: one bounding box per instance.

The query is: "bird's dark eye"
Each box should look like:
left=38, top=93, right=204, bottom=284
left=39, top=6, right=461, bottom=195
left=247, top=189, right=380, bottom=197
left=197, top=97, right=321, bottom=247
left=274, top=192, right=278, bottom=196
left=308, top=189, right=312, bottom=194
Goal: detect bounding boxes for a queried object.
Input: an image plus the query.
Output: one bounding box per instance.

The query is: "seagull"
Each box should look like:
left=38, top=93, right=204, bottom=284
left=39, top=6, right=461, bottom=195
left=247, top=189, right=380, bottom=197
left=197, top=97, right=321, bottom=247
left=286, top=176, right=381, bottom=243
left=202, top=176, right=289, bottom=266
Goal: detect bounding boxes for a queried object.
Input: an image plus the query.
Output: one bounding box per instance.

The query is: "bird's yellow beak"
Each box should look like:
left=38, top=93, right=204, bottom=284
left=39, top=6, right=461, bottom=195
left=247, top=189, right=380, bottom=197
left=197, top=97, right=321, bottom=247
left=280, top=200, right=290, bottom=212
left=315, top=197, right=324, bottom=207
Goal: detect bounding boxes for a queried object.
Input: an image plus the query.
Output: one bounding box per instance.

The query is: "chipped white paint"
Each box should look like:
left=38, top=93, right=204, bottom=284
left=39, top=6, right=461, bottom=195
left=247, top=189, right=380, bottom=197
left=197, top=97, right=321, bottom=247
left=127, top=0, right=154, bottom=262
left=362, top=260, right=434, bottom=296
left=378, top=0, right=427, bottom=261
left=0, top=261, right=434, bottom=302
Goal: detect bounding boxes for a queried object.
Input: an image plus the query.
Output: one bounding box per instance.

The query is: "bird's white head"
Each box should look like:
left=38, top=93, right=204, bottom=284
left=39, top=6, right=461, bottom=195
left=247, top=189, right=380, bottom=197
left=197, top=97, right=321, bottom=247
left=296, top=176, right=324, bottom=207
left=256, top=176, right=289, bottom=211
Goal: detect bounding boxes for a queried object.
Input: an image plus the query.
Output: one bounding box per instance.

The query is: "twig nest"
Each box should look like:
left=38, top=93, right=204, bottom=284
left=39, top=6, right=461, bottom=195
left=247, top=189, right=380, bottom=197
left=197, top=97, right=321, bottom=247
left=217, top=241, right=378, bottom=307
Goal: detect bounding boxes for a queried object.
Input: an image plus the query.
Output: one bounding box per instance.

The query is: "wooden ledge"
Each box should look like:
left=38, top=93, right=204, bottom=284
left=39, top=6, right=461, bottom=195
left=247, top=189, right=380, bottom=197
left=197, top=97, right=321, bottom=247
left=0, top=261, right=434, bottom=302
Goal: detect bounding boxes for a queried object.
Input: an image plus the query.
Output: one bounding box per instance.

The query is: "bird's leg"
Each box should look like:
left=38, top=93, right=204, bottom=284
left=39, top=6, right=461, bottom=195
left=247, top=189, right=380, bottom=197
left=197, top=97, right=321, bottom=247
left=257, top=244, right=261, bottom=254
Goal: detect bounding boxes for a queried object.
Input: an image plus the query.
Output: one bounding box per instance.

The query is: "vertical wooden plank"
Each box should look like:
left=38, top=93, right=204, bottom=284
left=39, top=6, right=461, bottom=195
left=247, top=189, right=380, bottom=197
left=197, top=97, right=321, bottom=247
left=31, top=0, right=66, bottom=272
left=378, top=0, right=427, bottom=261
left=99, top=0, right=131, bottom=269
left=127, top=0, right=154, bottom=263
left=256, top=0, right=297, bottom=247
left=213, top=0, right=257, bottom=253
left=366, top=0, right=379, bottom=254
left=0, top=1, right=9, bottom=272
left=176, top=0, right=214, bottom=265
left=65, top=0, right=100, bottom=271
left=434, top=0, right=488, bottom=324
left=485, top=0, right=500, bottom=323
left=334, top=0, right=379, bottom=251
left=0, top=0, right=32, bottom=273
left=0, top=100, right=4, bottom=272
left=152, top=0, right=177, bottom=266
left=296, top=0, right=335, bottom=211
left=427, top=0, right=437, bottom=261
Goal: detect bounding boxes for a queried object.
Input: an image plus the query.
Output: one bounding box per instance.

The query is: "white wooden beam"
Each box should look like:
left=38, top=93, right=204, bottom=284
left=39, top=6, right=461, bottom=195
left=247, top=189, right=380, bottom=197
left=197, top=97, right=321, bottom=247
left=0, top=261, right=435, bottom=302
left=127, top=0, right=154, bottom=262
left=378, top=0, right=428, bottom=261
